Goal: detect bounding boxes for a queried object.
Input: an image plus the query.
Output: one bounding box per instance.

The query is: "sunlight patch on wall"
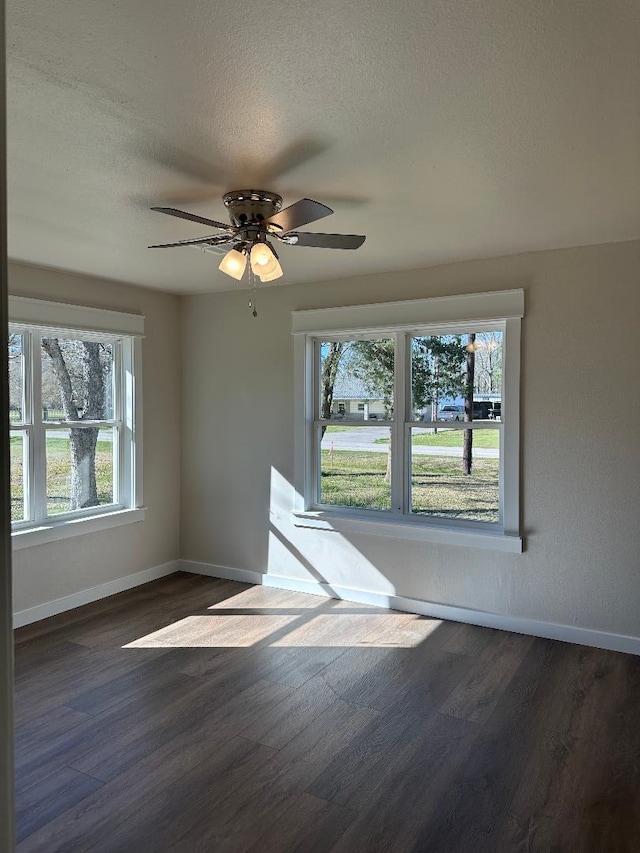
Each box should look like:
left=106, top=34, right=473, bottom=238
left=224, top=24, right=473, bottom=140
left=268, top=466, right=397, bottom=596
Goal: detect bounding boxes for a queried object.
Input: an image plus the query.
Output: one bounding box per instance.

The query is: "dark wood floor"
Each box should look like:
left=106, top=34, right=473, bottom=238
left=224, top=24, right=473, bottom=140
left=13, top=572, right=640, bottom=852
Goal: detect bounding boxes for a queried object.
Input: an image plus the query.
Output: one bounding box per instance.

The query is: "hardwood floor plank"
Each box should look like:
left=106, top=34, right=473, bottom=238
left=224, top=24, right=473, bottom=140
left=323, top=640, right=474, bottom=713
left=13, top=638, right=89, bottom=681
left=16, top=766, right=104, bottom=843
left=16, top=668, right=205, bottom=792
left=326, top=711, right=478, bottom=853
left=93, top=740, right=315, bottom=853
left=307, top=701, right=432, bottom=808
left=179, top=643, right=302, bottom=689
left=14, top=703, right=91, bottom=762
left=171, top=750, right=325, bottom=851
left=14, top=646, right=174, bottom=724
left=408, top=637, right=563, bottom=852
left=19, top=735, right=274, bottom=853
left=277, top=698, right=379, bottom=772
left=437, top=620, right=503, bottom=658
left=67, top=678, right=239, bottom=782
left=292, top=612, right=443, bottom=708
left=65, top=649, right=198, bottom=715
left=180, top=637, right=347, bottom=692
left=199, top=677, right=297, bottom=732
left=438, top=630, right=534, bottom=723
left=494, top=645, right=640, bottom=852
left=260, top=644, right=346, bottom=688
left=237, top=674, right=341, bottom=749
left=238, top=791, right=356, bottom=853
left=100, top=739, right=278, bottom=853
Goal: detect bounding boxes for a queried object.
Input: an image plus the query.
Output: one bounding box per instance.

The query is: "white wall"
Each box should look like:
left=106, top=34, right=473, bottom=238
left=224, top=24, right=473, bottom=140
left=9, top=262, right=181, bottom=613
left=181, top=240, right=640, bottom=639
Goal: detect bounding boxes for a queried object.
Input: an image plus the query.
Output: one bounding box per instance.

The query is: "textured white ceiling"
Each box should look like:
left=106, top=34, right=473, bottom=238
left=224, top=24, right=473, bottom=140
left=7, top=0, right=640, bottom=293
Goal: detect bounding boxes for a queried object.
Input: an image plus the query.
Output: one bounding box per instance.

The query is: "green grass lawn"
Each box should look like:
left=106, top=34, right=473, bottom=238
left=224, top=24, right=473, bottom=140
left=375, top=429, right=500, bottom=449
left=10, top=435, right=114, bottom=520
left=321, top=450, right=392, bottom=510
left=321, top=449, right=499, bottom=522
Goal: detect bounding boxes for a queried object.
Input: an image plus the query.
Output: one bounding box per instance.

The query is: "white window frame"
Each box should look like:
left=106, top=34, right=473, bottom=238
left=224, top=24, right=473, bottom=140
left=291, top=289, right=523, bottom=552
left=8, top=297, right=145, bottom=549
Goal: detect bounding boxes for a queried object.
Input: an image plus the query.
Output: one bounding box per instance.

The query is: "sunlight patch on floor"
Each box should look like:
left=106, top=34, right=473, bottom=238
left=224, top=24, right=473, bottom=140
left=123, top=614, right=299, bottom=648
left=206, top=586, right=335, bottom=611
left=123, top=607, right=442, bottom=649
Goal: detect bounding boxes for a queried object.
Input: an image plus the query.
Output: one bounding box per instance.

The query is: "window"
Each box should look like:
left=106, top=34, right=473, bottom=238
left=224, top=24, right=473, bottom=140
left=292, top=290, right=523, bottom=551
left=8, top=297, right=144, bottom=547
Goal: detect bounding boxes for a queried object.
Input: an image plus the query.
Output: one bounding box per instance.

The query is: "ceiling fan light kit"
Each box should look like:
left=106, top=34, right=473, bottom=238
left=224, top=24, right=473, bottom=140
left=149, top=189, right=366, bottom=309
left=249, top=241, right=280, bottom=279
left=217, top=247, right=247, bottom=281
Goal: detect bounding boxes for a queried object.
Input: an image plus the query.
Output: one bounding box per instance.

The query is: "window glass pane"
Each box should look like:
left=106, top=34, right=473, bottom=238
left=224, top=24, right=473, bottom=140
left=41, top=337, right=114, bottom=422
left=410, top=427, right=500, bottom=523
left=10, top=430, right=26, bottom=521
left=46, top=427, right=115, bottom=516
left=411, top=331, right=502, bottom=422
left=319, top=339, right=394, bottom=421
left=8, top=333, right=24, bottom=423
left=319, top=425, right=392, bottom=510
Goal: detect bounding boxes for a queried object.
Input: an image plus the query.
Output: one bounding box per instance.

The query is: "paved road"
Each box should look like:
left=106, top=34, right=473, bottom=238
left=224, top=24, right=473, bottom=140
left=323, top=426, right=499, bottom=458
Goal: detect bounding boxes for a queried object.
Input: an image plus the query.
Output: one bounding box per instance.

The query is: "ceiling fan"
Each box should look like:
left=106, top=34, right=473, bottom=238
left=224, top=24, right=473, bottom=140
left=149, top=189, right=366, bottom=283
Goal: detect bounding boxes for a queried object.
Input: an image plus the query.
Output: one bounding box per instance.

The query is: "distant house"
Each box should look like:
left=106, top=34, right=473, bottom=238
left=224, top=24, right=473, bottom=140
left=331, top=374, right=386, bottom=419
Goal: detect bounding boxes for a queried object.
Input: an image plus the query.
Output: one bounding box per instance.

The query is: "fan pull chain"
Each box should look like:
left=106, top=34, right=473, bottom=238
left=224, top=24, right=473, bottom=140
left=248, top=265, right=258, bottom=317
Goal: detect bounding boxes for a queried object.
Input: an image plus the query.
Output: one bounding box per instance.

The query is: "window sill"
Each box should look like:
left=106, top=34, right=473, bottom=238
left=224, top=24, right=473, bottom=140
left=290, top=510, right=523, bottom=553
left=11, top=507, right=147, bottom=551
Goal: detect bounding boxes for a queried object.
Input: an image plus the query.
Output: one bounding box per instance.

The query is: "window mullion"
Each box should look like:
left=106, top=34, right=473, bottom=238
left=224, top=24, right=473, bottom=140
left=29, top=333, right=46, bottom=523
left=312, top=339, right=322, bottom=506
left=501, top=317, right=521, bottom=534
left=112, top=340, right=122, bottom=506
left=120, top=338, right=134, bottom=509
left=390, top=331, right=405, bottom=515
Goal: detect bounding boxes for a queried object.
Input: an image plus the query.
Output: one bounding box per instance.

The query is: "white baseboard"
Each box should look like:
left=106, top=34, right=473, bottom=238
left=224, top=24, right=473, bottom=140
left=17, top=555, right=640, bottom=656
left=180, top=559, right=264, bottom=587
left=180, top=560, right=640, bottom=656
left=13, top=560, right=180, bottom=629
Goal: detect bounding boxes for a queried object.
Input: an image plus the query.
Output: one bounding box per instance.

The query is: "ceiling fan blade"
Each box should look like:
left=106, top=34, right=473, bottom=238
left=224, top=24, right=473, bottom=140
left=196, top=244, right=229, bottom=256
left=265, top=198, right=333, bottom=232
left=148, top=234, right=233, bottom=249
left=278, top=190, right=368, bottom=209
left=285, top=232, right=366, bottom=250
left=151, top=207, right=235, bottom=232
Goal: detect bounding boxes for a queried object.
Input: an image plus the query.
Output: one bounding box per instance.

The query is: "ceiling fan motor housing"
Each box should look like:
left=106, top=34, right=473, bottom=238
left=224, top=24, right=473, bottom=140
left=223, top=190, right=283, bottom=228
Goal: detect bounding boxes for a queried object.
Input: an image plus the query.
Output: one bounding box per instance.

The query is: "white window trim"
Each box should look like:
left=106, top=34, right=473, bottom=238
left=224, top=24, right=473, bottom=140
left=9, top=297, right=145, bottom=547
left=292, top=289, right=523, bottom=551
left=11, top=507, right=146, bottom=551
left=9, top=296, right=144, bottom=336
